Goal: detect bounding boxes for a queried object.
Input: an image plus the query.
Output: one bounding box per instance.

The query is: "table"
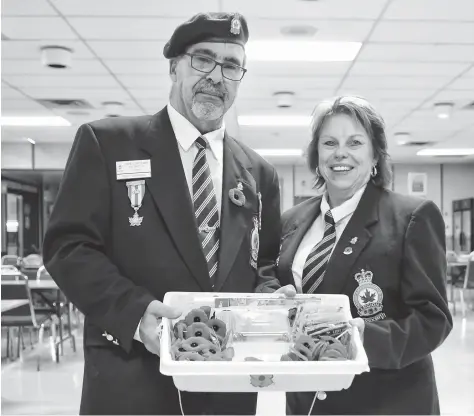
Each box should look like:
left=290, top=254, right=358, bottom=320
left=1, top=299, right=29, bottom=312
left=28, top=280, right=58, bottom=290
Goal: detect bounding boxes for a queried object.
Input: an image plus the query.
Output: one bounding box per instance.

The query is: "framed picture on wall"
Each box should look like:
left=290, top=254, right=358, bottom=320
left=407, top=172, right=427, bottom=197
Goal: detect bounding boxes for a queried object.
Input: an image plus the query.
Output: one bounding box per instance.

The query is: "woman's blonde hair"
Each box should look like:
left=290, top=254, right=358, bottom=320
left=307, top=95, right=392, bottom=189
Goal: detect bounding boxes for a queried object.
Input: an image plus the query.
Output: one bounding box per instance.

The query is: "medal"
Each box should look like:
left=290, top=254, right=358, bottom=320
left=250, top=216, right=259, bottom=269
left=257, top=192, right=262, bottom=230
left=126, top=180, right=145, bottom=226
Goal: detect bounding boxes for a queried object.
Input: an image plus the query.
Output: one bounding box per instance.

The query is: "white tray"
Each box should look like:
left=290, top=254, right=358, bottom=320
left=160, top=292, right=369, bottom=392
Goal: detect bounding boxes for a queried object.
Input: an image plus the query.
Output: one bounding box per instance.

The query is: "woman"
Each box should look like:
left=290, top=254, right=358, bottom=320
left=279, top=96, right=452, bottom=415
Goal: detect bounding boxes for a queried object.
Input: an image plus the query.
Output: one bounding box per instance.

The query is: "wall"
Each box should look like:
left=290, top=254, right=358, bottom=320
left=274, top=162, right=474, bottom=249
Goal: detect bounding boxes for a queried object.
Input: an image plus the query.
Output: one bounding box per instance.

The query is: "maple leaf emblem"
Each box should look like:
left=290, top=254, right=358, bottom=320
left=361, top=289, right=376, bottom=304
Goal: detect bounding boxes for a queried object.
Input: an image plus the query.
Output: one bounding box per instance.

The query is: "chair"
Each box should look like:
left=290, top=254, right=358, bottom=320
left=1, top=255, right=21, bottom=267
left=452, top=252, right=474, bottom=317
left=1, top=279, right=58, bottom=369
left=21, top=254, right=43, bottom=269
left=1, top=265, right=23, bottom=281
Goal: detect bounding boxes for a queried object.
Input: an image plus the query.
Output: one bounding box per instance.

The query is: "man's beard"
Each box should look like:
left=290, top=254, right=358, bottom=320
left=191, top=100, right=224, bottom=120
left=191, top=81, right=227, bottom=120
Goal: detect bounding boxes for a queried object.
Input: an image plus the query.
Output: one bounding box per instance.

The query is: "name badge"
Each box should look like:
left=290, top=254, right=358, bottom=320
left=116, top=160, right=151, bottom=181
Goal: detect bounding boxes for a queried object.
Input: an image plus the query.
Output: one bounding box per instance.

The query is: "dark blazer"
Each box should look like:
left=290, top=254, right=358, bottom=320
left=278, top=183, right=452, bottom=415
left=43, top=107, right=281, bottom=415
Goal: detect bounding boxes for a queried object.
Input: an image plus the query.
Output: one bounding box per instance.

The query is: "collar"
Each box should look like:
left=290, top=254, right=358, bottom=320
left=321, top=184, right=367, bottom=224
left=167, top=103, right=225, bottom=160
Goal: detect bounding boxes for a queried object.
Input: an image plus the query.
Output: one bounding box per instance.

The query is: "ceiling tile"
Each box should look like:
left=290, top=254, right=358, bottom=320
left=1, top=59, right=109, bottom=75
left=246, top=61, right=351, bottom=77
left=221, top=0, right=388, bottom=19
left=358, top=44, right=474, bottom=62
left=1, top=40, right=94, bottom=59
left=348, top=62, right=470, bottom=77
left=248, top=19, right=373, bottom=41
left=115, top=75, right=171, bottom=89
left=68, top=17, right=183, bottom=40
left=51, top=0, right=220, bottom=17
left=102, top=59, right=169, bottom=75
left=384, top=0, right=474, bottom=21
left=2, top=74, right=121, bottom=88
left=369, top=21, right=474, bottom=44
left=1, top=0, right=58, bottom=16
left=341, top=75, right=451, bottom=90
left=1, top=17, right=78, bottom=40
left=87, top=41, right=166, bottom=59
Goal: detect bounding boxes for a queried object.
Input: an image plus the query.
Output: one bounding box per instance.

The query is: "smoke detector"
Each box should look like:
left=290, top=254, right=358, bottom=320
left=434, top=102, right=454, bottom=119
left=281, top=25, right=317, bottom=37
left=103, top=101, right=124, bottom=117
left=40, top=46, right=73, bottom=69
left=274, top=92, right=295, bottom=108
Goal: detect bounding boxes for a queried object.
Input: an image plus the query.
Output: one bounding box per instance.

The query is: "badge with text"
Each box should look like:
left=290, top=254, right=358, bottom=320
left=126, top=180, right=145, bottom=226
left=353, top=269, right=386, bottom=323
left=250, top=216, right=259, bottom=269
left=116, top=159, right=151, bottom=181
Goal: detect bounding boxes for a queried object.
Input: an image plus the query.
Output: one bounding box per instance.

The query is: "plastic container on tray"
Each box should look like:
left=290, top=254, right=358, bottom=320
left=160, top=292, right=369, bottom=392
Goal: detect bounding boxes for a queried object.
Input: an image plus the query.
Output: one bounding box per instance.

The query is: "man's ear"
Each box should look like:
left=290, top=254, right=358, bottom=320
left=169, top=58, right=179, bottom=81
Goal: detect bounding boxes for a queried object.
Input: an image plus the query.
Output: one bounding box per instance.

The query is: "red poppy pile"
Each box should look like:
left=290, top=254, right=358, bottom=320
left=281, top=308, right=353, bottom=362
left=171, top=306, right=234, bottom=361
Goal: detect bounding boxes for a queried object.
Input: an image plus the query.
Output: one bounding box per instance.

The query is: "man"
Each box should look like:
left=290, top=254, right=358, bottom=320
left=43, top=11, right=293, bottom=415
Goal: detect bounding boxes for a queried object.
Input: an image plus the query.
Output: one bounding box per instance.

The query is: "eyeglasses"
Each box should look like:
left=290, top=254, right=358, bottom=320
left=184, top=53, right=247, bottom=81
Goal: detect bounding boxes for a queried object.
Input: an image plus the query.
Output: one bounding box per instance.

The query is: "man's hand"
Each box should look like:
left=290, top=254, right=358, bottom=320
left=139, top=300, right=181, bottom=356
left=274, top=284, right=297, bottom=298
left=349, top=317, right=365, bottom=344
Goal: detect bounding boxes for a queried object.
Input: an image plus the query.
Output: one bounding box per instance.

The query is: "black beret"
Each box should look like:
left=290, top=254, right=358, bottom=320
left=163, top=12, right=249, bottom=59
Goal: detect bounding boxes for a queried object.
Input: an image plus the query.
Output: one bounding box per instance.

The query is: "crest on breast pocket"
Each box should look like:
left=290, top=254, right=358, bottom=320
left=353, top=269, right=386, bottom=322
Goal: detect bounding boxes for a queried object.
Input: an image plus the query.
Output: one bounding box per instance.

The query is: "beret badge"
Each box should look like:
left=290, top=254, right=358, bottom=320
left=230, top=16, right=241, bottom=35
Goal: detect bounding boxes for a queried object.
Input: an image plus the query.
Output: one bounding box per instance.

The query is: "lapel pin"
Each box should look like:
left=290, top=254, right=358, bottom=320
left=350, top=237, right=358, bottom=244
left=229, top=181, right=246, bottom=206
left=343, top=247, right=353, bottom=255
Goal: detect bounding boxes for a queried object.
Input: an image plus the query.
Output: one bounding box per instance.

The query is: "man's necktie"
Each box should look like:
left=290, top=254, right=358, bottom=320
left=302, top=210, right=336, bottom=294
left=192, top=136, right=220, bottom=286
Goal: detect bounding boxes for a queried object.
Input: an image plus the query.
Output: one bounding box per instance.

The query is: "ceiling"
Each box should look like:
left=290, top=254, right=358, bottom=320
left=1, top=0, right=474, bottom=165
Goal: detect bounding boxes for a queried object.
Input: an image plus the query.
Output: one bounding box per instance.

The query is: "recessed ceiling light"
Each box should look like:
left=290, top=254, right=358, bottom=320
left=255, top=149, right=304, bottom=157
left=26, top=138, right=36, bottom=145
left=239, top=115, right=311, bottom=126
left=417, top=148, right=474, bottom=156
left=394, top=132, right=411, bottom=145
left=246, top=41, right=362, bottom=62
left=1, top=116, right=71, bottom=126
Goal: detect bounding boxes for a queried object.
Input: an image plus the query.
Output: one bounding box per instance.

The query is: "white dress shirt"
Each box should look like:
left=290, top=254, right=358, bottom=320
left=291, top=185, right=366, bottom=294
left=134, top=104, right=225, bottom=343
left=167, top=103, right=225, bottom=215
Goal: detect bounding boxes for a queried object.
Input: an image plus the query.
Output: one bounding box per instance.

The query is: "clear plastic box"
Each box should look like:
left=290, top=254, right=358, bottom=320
left=160, top=292, right=369, bottom=392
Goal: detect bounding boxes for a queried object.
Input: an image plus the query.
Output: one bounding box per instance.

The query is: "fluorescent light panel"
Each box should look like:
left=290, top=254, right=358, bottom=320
left=239, top=115, right=311, bottom=127
left=1, top=116, right=71, bottom=127
left=417, top=148, right=474, bottom=156
left=246, top=41, right=362, bottom=62
left=255, top=149, right=303, bottom=157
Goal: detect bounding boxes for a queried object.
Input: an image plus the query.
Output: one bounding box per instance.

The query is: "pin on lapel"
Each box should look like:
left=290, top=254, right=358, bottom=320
left=350, top=237, right=358, bottom=244
left=229, top=181, right=246, bottom=206
left=343, top=247, right=353, bottom=255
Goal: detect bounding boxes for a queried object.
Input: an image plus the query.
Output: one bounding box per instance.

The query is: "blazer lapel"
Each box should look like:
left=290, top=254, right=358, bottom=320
left=318, top=183, right=381, bottom=294
left=278, top=198, right=322, bottom=290
left=214, top=134, right=256, bottom=292
left=136, top=107, right=212, bottom=291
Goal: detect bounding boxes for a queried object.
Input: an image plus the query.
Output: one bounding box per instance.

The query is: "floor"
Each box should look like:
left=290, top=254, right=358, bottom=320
left=1, top=310, right=474, bottom=415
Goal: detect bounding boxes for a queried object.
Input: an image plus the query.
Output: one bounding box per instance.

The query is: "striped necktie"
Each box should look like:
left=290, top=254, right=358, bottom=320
left=193, top=136, right=220, bottom=286
left=302, top=210, right=336, bottom=294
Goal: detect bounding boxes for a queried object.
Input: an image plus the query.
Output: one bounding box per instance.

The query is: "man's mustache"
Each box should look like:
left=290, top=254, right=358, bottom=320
left=194, top=82, right=228, bottom=100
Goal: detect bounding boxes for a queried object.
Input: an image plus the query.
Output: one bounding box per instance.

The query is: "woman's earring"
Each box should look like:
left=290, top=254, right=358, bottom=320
left=315, top=167, right=320, bottom=178
left=371, top=165, right=378, bottom=177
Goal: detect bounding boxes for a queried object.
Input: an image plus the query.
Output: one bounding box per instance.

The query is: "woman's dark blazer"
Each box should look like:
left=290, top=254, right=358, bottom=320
left=278, top=182, right=453, bottom=415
